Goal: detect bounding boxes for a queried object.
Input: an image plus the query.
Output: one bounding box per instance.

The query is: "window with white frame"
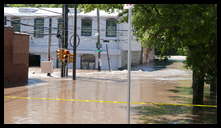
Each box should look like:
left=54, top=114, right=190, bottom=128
left=34, top=18, right=44, bottom=38
left=106, top=19, right=117, bottom=37
left=81, top=18, right=92, bottom=36
left=11, top=17, right=20, bottom=32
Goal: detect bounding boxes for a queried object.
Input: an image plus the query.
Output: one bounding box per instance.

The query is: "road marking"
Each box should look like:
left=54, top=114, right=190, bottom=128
left=4, top=96, right=217, bottom=108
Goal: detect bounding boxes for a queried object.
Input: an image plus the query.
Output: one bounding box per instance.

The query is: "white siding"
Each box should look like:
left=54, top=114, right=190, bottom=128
left=4, top=8, right=146, bottom=70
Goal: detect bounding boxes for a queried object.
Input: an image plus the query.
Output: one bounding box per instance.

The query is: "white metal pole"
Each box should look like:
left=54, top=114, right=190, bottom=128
left=127, top=7, right=132, bottom=124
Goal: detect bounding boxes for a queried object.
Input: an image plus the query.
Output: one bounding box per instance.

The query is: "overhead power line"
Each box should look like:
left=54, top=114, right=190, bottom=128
left=8, top=17, right=127, bottom=31
left=6, top=19, right=130, bottom=34
left=5, top=9, right=129, bottom=33
left=6, top=19, right=53, bottom=30
left=37, top=8, right=62, bottom=14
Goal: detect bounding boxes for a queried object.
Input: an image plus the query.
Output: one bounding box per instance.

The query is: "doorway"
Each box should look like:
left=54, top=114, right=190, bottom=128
left=80, top=54, right=95, bottom=69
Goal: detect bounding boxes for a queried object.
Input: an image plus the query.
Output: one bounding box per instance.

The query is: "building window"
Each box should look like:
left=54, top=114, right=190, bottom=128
left=81, top=19, right=92, bottom=36
left=81, top=54, right=95, bottom=69
left=106, top=19, right=117, bottom=37
left=34, top=18, right=44, bottom=38
left=11, top=17, right=20, bottom=32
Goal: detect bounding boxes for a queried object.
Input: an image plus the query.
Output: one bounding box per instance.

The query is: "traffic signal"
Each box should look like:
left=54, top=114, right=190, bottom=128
left=63, top=49, right=69, bottom=62
left=56, top=49, right=63, bottom=60
left=63, top=49, right=70, bottom=55
left=56, top=49, right=74, bottom=63
left=56, top=49, right=66, bottom=62
left=68, top=54, right=75, bottom=63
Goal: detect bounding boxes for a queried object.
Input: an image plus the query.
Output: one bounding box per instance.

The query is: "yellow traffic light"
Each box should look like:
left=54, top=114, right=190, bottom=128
left=56, top=49, right=63, bottom=60
left=56, top=49, right=74, bottom=63
left=63, top=49, right=70, bottom=55
left=67, top=54, right=75, bottom=63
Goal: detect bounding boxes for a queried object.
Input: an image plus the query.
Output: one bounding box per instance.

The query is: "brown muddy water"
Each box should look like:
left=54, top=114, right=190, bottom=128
left=4, top=65, right=217, bottom=124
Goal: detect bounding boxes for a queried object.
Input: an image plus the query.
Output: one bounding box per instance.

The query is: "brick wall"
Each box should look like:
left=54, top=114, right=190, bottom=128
left=4, top=27, right=29, bottom=87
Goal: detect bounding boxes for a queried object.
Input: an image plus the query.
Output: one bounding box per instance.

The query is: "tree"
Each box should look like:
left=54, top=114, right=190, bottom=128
left=130, top=4, right=217, bottom=105
left=78, top=5, right=217, bottom=105
left=77, top=4, right=123, bottom=13
left=7, top=4, right=123, bottom=10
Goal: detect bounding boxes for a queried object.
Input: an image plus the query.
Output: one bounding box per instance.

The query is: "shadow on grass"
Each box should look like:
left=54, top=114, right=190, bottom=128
left=133, top=104, right=217, bottom=124
left=168, top=96, right=192, bottom=104
left=133, top=105, right=193, bottom=124
left=167, top=86, right=193, bottom=95
left=133, top=80, right=217, bottom=124
left=192, top=106, right=217, bottom=124
left=168, top=85, right=216, bottom=105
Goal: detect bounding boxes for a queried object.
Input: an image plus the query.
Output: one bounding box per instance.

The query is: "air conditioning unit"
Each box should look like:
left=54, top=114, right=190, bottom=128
left=41, top=61, right=53, bottom=73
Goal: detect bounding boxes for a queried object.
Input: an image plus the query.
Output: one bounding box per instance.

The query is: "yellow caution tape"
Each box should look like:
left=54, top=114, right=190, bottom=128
left=4, top=96, right=217, bottom=108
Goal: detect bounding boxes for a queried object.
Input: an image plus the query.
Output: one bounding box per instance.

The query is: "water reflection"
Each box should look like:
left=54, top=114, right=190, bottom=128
left=5, top=76, right=129, bottom=124
left=4, top=68, right=216, bottom=124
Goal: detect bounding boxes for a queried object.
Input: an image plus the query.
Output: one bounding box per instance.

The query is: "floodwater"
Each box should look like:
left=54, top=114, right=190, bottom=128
left=4, top=62, right=217, bottom=124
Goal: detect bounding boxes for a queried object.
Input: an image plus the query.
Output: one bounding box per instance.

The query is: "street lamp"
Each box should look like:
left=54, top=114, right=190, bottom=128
left=124, top=4, right=134, bottom=124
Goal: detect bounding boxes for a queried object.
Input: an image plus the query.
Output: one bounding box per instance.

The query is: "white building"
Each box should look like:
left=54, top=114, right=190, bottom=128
left=4, top=7, right=153, bottom=70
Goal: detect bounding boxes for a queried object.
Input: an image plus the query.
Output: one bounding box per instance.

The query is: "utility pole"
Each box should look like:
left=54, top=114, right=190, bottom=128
left=96, top=8, right=101, bottom=71
left=73, top=4, right=77, bottom=80
left=47, top=18, right=52, bottom=76
left=127, top=7, right=132, bottom=124
left=61, top=4, right=69, bottom=77
left=123, top=4, right=134, bottom=124
left=64, top=4, right=69, bottom=77
left=106, top=44, right=111, bottom=71
left=57, top=29, right=62, bottom=69
left=61, top=5, right=65, bottom=77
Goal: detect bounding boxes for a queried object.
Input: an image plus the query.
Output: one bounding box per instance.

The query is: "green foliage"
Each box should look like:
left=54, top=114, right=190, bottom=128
left=78, top=4, right=123, bottom=13
left=131, top=4, right=217, bottom=86
left=177, top=48, right=187, bottom=56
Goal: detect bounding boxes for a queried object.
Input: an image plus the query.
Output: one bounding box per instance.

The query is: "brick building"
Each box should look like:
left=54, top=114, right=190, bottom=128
left=4, top=26, right=29, bottom=87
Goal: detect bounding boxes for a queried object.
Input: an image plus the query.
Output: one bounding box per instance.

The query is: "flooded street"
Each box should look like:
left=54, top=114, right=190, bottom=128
left=4, top=61, right=217, bottom=124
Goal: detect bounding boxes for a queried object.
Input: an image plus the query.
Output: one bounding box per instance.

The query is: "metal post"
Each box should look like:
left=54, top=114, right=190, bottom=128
left=61, top=4, right=69, bottom=77
left=47, top=18, right=52, bottom=76
left=57, top=31, right=61, bottom=71
left=97, top=8, right=101, bottom=71
left=106, top=44, right=111, bottom=71
left=61, top=5, right=65, bottom=77
left=127, top=7, right=132, bottom=124
left=73, top=4, right=77, bottom=80
left=58, top=31, right=62, bottom=74
left=64, top=4, right=69, bottom=77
